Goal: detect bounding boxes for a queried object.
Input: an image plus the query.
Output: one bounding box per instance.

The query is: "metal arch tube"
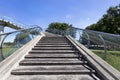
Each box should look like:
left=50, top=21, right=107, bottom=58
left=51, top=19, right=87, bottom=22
left=99, top=34, right=107, bottom=60
left=0, top=34, right=10, bottom=60
left=84, top=31, right=90, bottom=48
left=78, top=30, right=83, bottom=43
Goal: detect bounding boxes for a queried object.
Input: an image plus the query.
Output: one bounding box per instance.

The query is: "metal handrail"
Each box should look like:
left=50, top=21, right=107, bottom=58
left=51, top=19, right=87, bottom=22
left=0, top=27, right=42, bottom=36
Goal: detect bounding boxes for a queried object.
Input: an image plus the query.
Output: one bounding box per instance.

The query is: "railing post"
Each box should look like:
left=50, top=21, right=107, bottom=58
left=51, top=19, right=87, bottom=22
left=0, top=34, right=9, bottom=60
left=78, top=30, right=82, bottom=43
left=66, top=28, right=69, bottom=35
left=99, top=34, right=107, bottom=60
left=0, top=46, right=4, bottom=60
left=0, top=22, right=5, bottom=33
left=84, top=31, right=90, bottom=48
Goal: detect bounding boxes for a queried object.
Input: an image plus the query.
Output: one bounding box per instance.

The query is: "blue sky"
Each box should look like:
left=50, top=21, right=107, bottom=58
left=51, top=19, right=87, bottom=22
left=0, top=0, right=120, bottom=31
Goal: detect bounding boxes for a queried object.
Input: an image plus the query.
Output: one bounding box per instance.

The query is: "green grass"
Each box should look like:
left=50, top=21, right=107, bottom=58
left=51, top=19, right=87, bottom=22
left=0, top=44, right=25, bottom=62
left=3, top=47, right=18, bottom=58
left=0, top=47, right=18, bottom=62
left=92, top=49, right=120, bottom=71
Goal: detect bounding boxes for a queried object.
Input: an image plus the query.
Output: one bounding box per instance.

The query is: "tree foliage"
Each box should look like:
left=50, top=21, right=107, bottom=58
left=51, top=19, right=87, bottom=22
left=46, top=22, right=76, bottom=38
left=86, top=4, right=120, bottom=34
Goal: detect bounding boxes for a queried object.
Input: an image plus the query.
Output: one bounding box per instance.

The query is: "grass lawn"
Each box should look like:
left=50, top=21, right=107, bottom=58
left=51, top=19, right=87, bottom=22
left=0, top=44, right=26, bottom=62
left=0, top=47, right=18, bottom=62
left=3, top=47, right=18, bottom=58
left=92, top=49, right=120, bottom=71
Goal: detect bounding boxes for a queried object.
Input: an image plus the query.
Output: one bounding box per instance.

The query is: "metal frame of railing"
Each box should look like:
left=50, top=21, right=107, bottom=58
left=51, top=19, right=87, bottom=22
left=0, top=26, right=42, bottom=60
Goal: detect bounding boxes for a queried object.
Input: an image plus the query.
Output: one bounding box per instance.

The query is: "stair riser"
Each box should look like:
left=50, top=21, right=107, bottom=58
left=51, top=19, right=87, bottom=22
left=11, top=71, right=92, bottom=75
left=19, top=63, right=85, bottom=66
left=36, top=43, right=71, bottom=45
left=25, top=57, right=80, bottom=59
left=32, top=48, right=74, bottom=50
left=22, top=58, right=80, bottom=61
left=39, top=41, right=69, bottom=42
left=29, top=52, right=78, bottom=53
left=36, top=45, right=72, bottom=47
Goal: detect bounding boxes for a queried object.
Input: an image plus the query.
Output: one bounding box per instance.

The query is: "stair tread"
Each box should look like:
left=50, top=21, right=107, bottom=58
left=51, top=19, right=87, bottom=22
left=23, top=58, right=79, bottom=60
left=20, top=59, right=84, bottom=63
left=32, top=47, right=73, bottom=50
left=39, top=42, right=69, bottom=43
left=11, top=65, right=93, bottom=75
left=36, top=43, right=70, bottom=45
left=29, top=50, right=77, bottom=53
left=11, top=70, right=93, bottom=75
left=12, top=65, right=89, bottom=71
left=25, top=54, right=80, bottom=58
left=22, top=58, right=80, bottom=61
left=35, top=45, right=73, bottom=47
left=39, top=40, right=69, bottom=42
left=7, top=74, right=96, bottom=80
left=19, top=59, right=87, bottom=65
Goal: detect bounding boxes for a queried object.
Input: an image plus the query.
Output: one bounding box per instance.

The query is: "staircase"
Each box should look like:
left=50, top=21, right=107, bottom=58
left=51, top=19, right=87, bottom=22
left=8, top=35, right=100, bottom=80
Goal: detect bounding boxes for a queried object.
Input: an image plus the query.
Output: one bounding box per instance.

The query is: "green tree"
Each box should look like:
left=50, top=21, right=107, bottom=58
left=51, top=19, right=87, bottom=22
left=46, top=22, right=76, bottom=38
left=86, top=24, right=96, bottom=30
left=86, top=4, right=120, bottom=34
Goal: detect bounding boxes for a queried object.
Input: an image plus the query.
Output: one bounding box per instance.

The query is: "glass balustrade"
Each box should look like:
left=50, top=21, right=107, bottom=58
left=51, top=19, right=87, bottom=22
left=0, top=26, right=42, bottom=62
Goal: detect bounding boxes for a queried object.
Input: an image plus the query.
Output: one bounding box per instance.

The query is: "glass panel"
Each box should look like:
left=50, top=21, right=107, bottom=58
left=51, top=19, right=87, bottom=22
left=0, top=27, right=42, bottom=62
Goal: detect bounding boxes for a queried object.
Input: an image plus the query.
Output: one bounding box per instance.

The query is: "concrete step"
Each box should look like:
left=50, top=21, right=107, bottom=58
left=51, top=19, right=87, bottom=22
left=42, top=32, right=63, bottom=37
left=29, top=50, right=78, bottom=54
left=12, top=65, right=90, bottom=70
left=11, top=65, right=94, bottom=75
left=32, top=47, right=74, bottom=50
left=23, top=58, right=80, bottom=61
left=19, top=59, right=87, bottom=65
left=22, top=58, right=81, bottom=62
left=39, top=41, right=69, bottom=43
left=39, top=37, right=69, bottom=43
left=11, top=70, right=93, bottom=75
left=39, top=39, right=69, bottom=43
left=36, top=43, right=71, bottom=45
left=34, top=45, right=73, bottom=47
left=39, top=39, right=68, bottom=42
left=25, top=54, right=81, bottom=58
left=40, top=37, right=68, bottom=40
left=7, top=74, right=97, bottom=80
left=41, top=36, right=67, bottom=39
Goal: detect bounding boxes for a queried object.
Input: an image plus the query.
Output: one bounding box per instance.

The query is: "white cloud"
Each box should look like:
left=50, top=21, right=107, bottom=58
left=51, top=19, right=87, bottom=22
left=87, top=18, right=90, bottom=20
